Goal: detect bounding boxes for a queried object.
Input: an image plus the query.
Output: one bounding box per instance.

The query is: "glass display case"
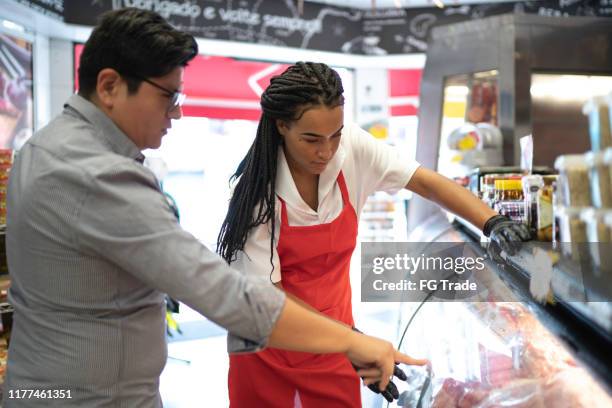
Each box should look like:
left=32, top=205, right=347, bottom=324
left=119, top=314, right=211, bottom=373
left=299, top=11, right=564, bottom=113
left=389, top=223, right=612, bottom=407
left=406, top=13, right=612, bottom=405
left=395, top=301, right=611, bottom=407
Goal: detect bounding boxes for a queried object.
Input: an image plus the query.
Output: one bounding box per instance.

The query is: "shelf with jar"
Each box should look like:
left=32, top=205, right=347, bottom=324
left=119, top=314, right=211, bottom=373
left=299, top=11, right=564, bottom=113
left=359, top=192, right=401, bottom=242
left=452, top=159, right=612, bottom=331
left=0, top=149, right=14, bottom=388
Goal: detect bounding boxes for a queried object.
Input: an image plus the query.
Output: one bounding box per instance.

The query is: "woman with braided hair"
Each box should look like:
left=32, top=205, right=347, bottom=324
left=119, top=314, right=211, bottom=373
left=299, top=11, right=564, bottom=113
left=217, top=62, right=530, bottom=407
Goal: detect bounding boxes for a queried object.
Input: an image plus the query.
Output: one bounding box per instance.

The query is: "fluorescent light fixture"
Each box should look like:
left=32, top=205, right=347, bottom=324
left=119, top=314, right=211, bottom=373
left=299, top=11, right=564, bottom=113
left=531, top=74, right=612, bottom=101
left=446, top=85, right=469, bottom=97
left=473, top=70, right=499, bottom=79
left=1, top=19, right=25, bottom=32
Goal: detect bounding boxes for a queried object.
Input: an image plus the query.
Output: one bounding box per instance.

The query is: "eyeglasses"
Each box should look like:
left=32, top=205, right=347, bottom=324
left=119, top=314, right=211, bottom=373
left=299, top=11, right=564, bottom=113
left=128, top=74, right=186, bottom=114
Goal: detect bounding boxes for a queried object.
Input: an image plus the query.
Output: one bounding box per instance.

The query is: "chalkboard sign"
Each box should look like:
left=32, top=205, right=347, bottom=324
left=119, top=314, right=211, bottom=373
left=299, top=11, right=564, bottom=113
left=59, top=0, right=612, bottom=55
left=13, top=0, right=64, bottom=20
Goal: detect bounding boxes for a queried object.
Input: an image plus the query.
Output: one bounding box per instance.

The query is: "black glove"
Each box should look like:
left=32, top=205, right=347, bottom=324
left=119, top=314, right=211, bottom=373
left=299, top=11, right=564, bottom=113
left=484, top=215, right=531, bottom=258
left=351, top=327, right=406, bottom=403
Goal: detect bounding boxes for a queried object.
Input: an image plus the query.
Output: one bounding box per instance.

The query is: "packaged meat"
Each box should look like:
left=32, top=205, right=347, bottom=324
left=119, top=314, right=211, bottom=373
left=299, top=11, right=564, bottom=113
left=542, top=367, right=612, bottom=408
left=431, top=378, right=490, bottom=408
left=475, top=379, right=545, bottom=408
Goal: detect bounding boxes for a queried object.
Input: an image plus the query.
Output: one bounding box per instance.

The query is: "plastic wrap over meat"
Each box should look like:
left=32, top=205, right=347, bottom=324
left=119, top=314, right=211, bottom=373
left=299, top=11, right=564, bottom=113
left=396, top=302, right=611, bottom=408
left=541, top=367, right=612, bottom=407
left=431, top=378, right=490, bottom=408
left=429, top=373, right=612, bottom=408
left=396, top=365, right=432, bottom=408
left=475, top=379, right=545, bottom=408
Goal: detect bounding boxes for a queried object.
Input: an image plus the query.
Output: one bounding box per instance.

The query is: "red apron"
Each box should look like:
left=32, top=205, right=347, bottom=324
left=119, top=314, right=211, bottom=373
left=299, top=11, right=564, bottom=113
left=228, top=171, right=361, bottom=408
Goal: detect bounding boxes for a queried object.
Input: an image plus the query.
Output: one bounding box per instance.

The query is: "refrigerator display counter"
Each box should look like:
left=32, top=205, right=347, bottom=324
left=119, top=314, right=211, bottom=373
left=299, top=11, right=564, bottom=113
left=390, top=213, right=611, bottom=408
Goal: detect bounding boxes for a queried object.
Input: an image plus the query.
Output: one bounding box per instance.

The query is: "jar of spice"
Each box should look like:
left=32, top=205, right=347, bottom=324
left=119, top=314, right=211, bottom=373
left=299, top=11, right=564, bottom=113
left=582, top=96, right=612, bottom=152
left=481, top=174, right=502, bottom=208
left=604, top=147, right=612, bottom=204
left=522, top=175, right=544, bottom=236
left=557, top=206, right=588, bottom=262
left=536, top=176, right=557, bottom=241
left=580, top=208, right=612, bottom=272
left=554, top=154, right=591, bottom=207
left=494, top=179, right=525, bottom=222
left=586, top=151, right=612, bottom=208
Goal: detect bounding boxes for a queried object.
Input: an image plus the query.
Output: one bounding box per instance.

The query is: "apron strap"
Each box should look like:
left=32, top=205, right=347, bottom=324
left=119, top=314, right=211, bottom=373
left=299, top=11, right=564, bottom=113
left=337, top=171, right=350, bottom=206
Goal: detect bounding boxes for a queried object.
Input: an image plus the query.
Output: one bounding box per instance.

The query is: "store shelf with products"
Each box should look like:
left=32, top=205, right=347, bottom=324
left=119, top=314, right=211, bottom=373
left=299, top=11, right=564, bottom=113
left=0, top=150, right=14, bottom=388
left=359, top=192, right=408, bottom=242
left=0, top=227, right=10, bottom=388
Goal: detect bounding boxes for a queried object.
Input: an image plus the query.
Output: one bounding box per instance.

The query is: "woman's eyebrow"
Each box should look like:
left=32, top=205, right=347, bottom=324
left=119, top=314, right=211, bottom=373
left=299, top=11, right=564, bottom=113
left=301, top=125, right=344, bottom=137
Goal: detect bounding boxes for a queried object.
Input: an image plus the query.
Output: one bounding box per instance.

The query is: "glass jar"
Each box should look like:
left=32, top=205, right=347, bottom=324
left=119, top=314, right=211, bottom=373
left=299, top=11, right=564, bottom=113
left=603, top=211, right=612, bottom=273
left=554, top=154, right=591, bottom=207
left=585, top=151, right=612, bottom=208
left=556, top=206, right=588, bottom=262
left=604, top=147, right=612, bottom=204
left=522, top=175, right=543, bottom=235
left=494, top=179, right=523, bottom=201
left=481, top=173, right=503, bottom=208
left=0, top=150, right=12, bottom=165
left=494, top=179, right=525, bottom=222
left=582, top=95, right=612, bottom=152
left=580, top=208, right=612, bottom=272
left=535, top=176, right=557, bottom=241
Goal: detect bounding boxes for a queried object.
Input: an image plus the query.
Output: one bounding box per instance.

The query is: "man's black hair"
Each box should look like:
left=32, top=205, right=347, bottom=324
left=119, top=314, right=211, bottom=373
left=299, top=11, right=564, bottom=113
left=78, top=8, right=198, bottom=99
left=216, top=62, right=344, bottom=279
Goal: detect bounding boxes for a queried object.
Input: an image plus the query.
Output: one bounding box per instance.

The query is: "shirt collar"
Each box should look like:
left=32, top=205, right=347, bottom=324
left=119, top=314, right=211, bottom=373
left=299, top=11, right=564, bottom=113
left=275, top=135, right=346, bottom=213
left=64, top=94, right=145, bottom=163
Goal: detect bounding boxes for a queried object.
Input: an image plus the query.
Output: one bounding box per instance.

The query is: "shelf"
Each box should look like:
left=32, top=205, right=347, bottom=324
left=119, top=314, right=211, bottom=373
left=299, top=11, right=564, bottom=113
left=361, top=211, right=395, bottom=219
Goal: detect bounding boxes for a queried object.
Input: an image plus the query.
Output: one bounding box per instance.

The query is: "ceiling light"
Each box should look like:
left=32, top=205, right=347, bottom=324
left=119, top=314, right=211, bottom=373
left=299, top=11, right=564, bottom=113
left=432, top=0, right=445, bottom=9
left=1, top=19, right=25, bottom=32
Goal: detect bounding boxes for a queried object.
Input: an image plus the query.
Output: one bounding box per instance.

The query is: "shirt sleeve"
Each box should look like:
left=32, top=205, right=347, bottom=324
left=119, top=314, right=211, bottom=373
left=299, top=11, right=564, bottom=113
left=232, top=200, right=282, bottom=284
left=75, top=161, right=286, bottom=353
left=349, top=123, right=420, bottom=199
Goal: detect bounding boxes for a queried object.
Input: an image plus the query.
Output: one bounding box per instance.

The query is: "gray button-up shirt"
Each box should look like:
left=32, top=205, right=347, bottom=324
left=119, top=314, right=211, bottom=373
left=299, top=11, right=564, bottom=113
left=3, top=95, right=285, bottom=407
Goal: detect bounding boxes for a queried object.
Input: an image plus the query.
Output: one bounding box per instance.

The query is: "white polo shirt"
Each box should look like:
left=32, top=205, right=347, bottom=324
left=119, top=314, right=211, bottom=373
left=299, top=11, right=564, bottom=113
left=232, top=122, right=421, bottom=283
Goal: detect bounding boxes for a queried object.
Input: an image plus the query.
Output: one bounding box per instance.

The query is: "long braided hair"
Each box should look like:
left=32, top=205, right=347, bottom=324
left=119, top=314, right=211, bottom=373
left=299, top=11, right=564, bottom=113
left=217, top=62, right=345, bottom=275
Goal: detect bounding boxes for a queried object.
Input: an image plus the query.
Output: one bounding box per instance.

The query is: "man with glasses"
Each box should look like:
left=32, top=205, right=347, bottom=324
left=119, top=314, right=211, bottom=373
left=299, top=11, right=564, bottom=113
left=128, top=73, right=187, bottom=115
left=3, top=7, right=425, bottom=408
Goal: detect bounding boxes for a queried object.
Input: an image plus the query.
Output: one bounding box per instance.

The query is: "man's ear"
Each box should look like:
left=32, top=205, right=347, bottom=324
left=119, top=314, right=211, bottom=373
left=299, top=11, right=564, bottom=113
left=95, top=68, right=123, bottom=109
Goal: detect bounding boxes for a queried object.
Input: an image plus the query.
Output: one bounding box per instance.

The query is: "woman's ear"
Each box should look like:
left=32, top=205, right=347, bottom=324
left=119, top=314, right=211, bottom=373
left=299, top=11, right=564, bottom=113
left=276, top=119, right=289, bottom=137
